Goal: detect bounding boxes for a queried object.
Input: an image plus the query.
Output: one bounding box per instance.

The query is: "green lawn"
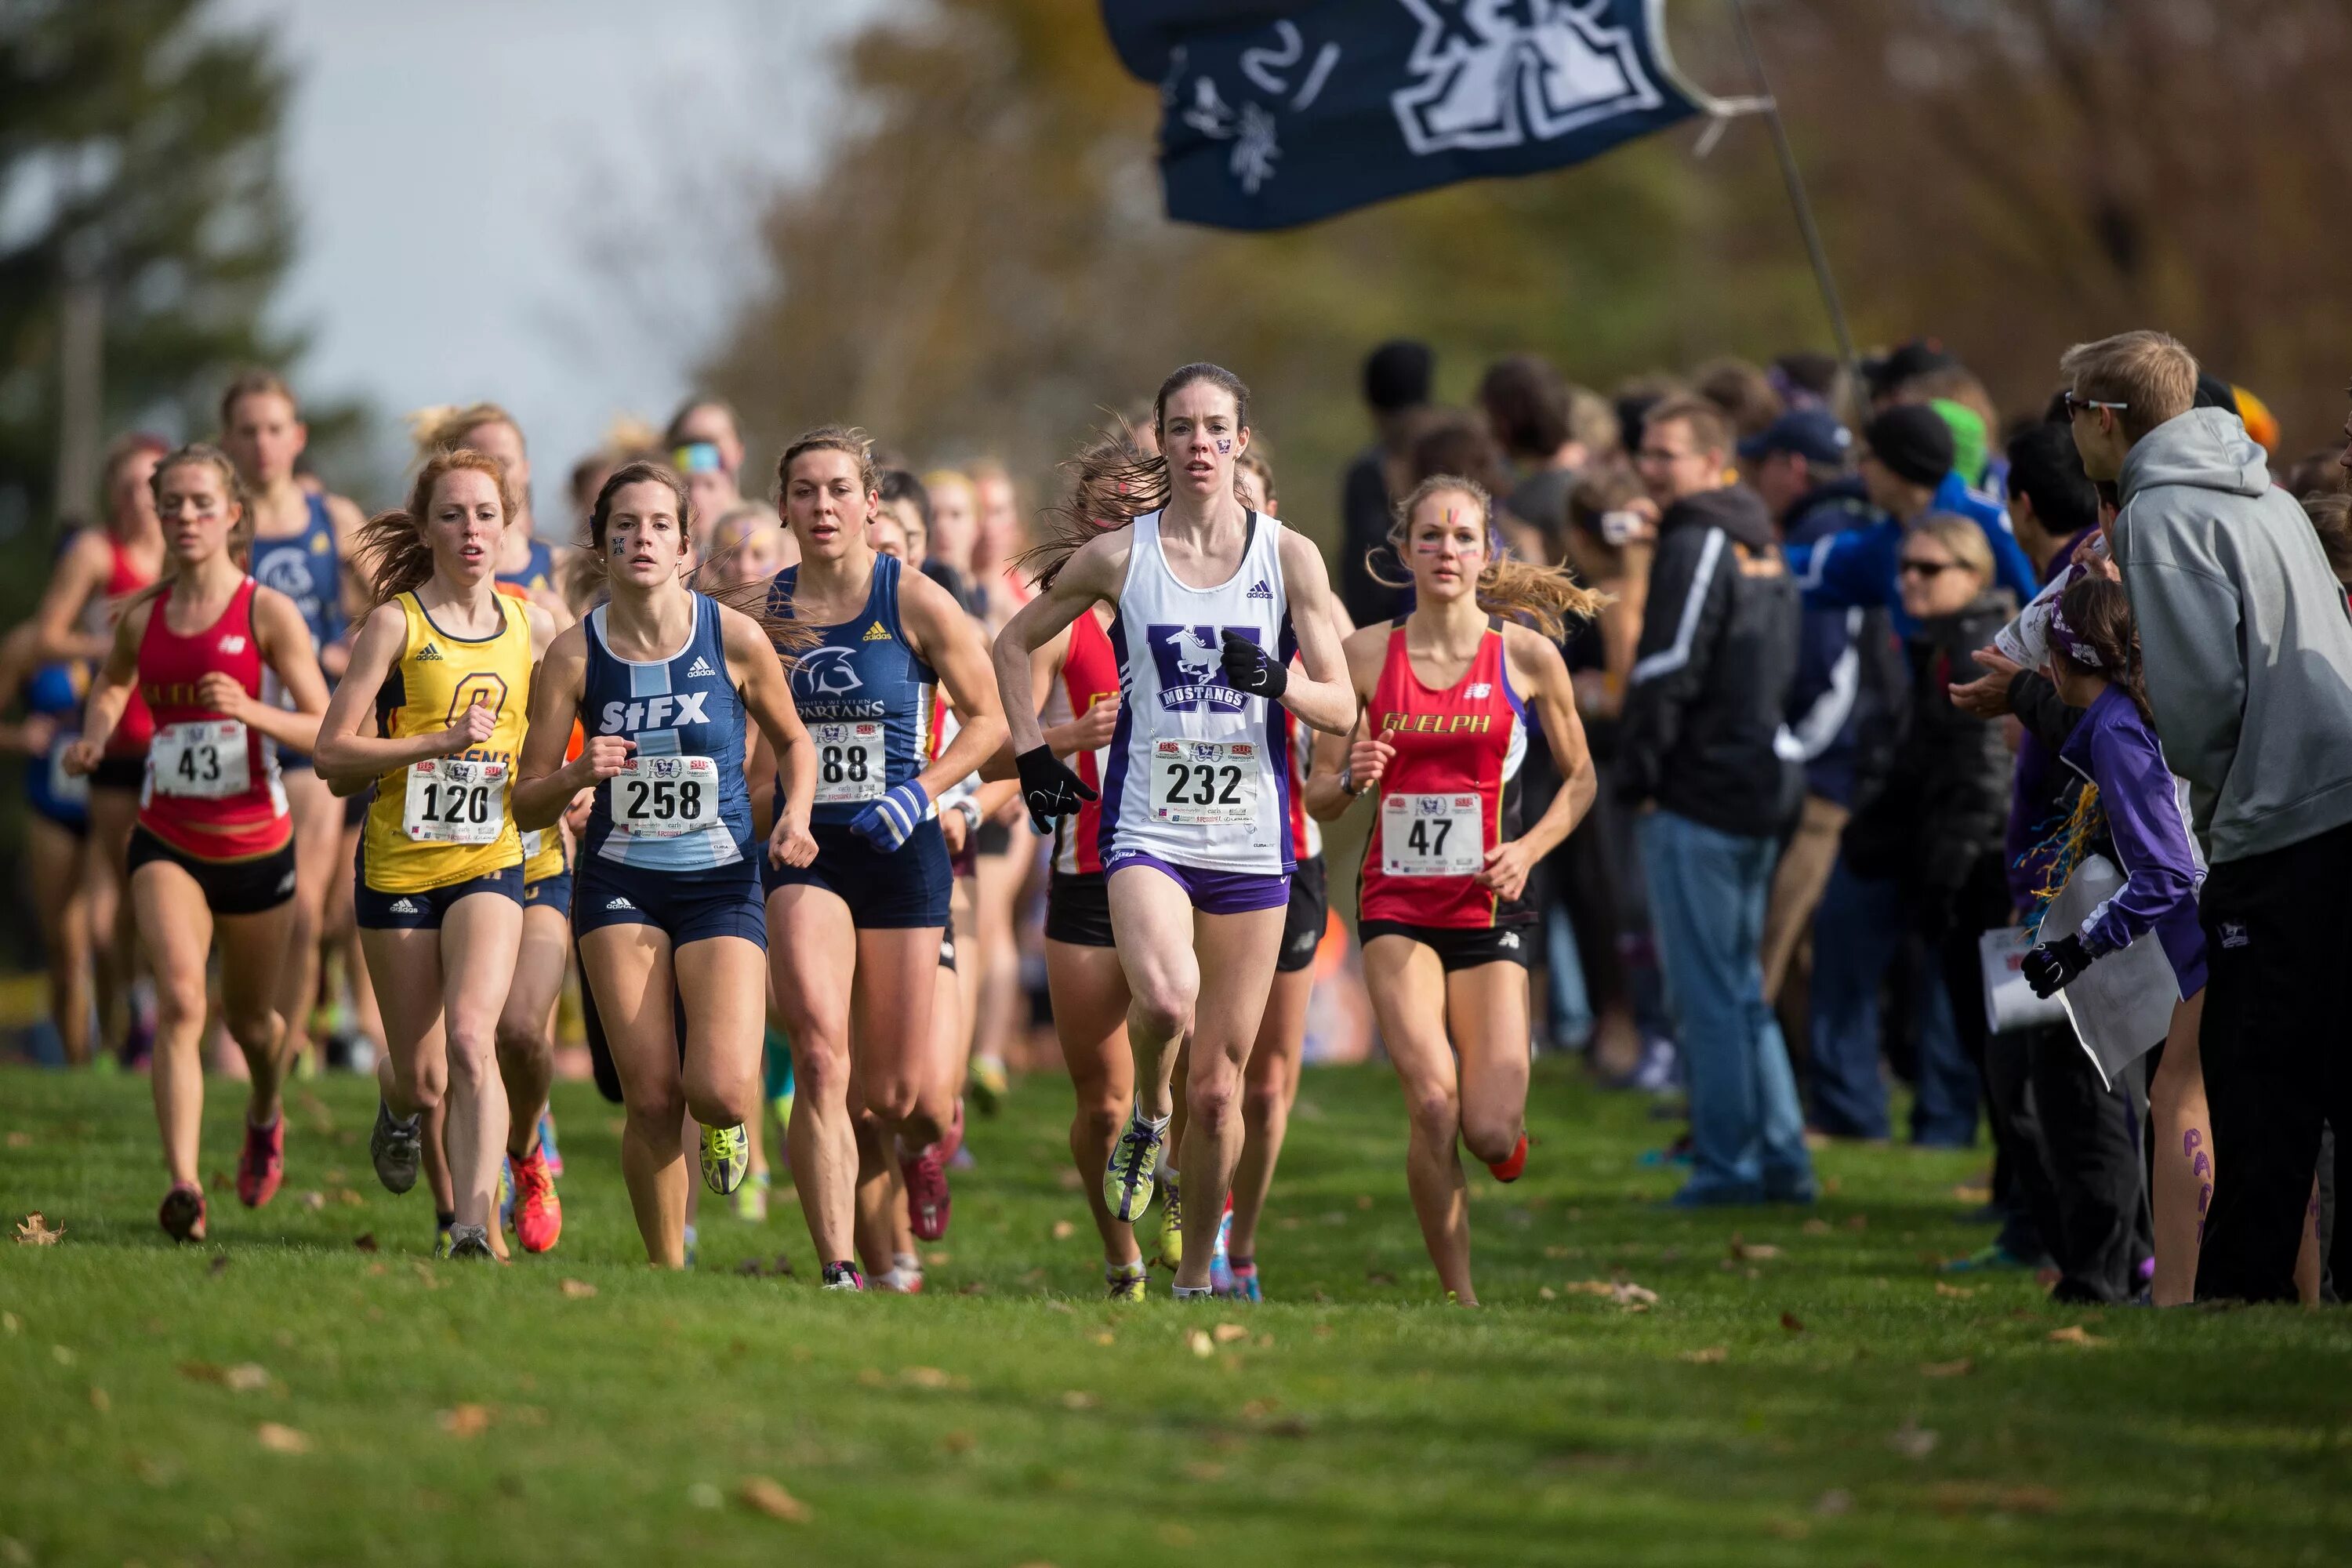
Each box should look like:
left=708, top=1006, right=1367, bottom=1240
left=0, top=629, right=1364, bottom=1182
left=2, top=1062, right=2347, bottom=1566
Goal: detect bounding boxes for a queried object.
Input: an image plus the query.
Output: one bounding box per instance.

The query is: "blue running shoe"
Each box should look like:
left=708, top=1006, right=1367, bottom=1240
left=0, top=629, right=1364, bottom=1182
left=539, top=1110, right=562, bottom=1178
left=1209, top=1204, right=1235, bottom=1296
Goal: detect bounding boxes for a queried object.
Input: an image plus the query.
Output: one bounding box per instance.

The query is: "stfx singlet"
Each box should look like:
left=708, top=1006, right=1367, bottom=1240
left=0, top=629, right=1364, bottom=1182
left=580, top=593, right=752, bottom=873
left=136, top=578, right=290, bottom=861
left=1357, top=619, right=1529, bottom=930
left=361, top=591, right=530, bottom=892
left=770, top=551, right=935, bottom=828
left=499, top=537, right=557, bottom=600
left=1099, top=510, right=1294, bottom=877
left=24, top=662, right=90, bottom=828
left=1053, top=607, right=1120, bottom=877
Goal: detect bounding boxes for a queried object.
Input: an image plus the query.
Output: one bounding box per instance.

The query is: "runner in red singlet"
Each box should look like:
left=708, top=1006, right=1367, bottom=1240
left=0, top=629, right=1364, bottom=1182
left=1305, top=475, right=1600, bottom=1304
left=65, top=445, right=331, bottom=1242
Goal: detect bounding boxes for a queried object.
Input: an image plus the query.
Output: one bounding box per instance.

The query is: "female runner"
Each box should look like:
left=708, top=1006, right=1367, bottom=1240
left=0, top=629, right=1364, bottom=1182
left=314, top=449, right=554, bottom=1259
left=28, top=432, right=170, bottom=1058
left=65, top=445, right=330, bottom=1240
left=1305, top=475, right=1599, bottom=1305
left=2, top=625, right=96, bottom=1065
left=994, top=364, right=1354, bottom=1299
left=516, top=461, right=817, bottom=1268
left=220, top=373, right=367, bottom=1081
left=763, top=427, right=1005, bottom=1290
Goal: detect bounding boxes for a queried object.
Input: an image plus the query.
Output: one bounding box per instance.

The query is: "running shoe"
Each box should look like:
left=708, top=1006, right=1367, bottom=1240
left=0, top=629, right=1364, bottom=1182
left=1228, top=1261, right=1262, bottom=1302
left=1156, top=1185, right=1184, bottom=1269
left=902, top=1141, right=952, bottom=1241
left=538, top=1109, right=563, bottom=1178
left=967, top=1054, right=1008, bottom=1116
left=1103, top=1114, right=1166, bottom=1225
left=497, top=1157, right=514, bottom=1229
left=820, top=1261, right=866, bottom=1291
left=734, top=1169, right=770, bottom=1223
left=158, top=1181, right=206, bottom=1243
left=510, top=1144, right=562, bottom=1254
left=1486, top=1131, right=1529, bottom=1184
left=1105, top=1261, right=1149, bottom=1301
left=1621, top=1033, right=1679, bottom=1095
left=1172, top=1284, right=1215, bottom=1300
left=434, top=1221, right=455, bottom=1259
left=1941, top=1243, right=2040, bottom=1273
left=1209, top=1203, right=1235, bottom=1296
left=874, top=1265, right=924, bottom=1294
left=446, top=1223, right=495, bottom=1260
left=699, top=1122, right=749, bottom=1195
left=369, top=1098, right=422, bottom=1195
left=235, top=1115, right=285, bottom=1208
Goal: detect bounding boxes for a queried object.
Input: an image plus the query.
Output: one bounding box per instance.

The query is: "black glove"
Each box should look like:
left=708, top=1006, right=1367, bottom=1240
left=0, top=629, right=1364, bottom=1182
left=1220, top=630, right=1287, bottom=700
left=1014, top=743, right=1096, bottom=835
left=2022, top=934, right=2092, bottom=999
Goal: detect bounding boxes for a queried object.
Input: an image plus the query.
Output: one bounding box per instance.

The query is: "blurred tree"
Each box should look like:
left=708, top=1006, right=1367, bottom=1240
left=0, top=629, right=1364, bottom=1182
left=0, top=0, right=324, bottom=967
left=701, top=0, right=1820, bottom=541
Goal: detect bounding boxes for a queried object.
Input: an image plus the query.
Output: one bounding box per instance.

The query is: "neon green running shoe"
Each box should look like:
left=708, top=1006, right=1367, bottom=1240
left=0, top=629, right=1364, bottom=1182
left=1102, top=1113, right=1164, bottom=1224
left=1105, top=1261, right=1149, bottom=1301
left=1157, top=1185, right=1185, bottom=1269
left=734, top=1169, right=771, bottom=1223
left=434, top=1221, right=455, bottom=1260
left=700, top=1122, right=750, bottom=1195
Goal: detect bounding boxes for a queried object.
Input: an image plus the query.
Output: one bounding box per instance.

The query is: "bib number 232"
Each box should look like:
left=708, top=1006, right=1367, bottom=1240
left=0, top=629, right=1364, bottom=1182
left=403, top=757, right=506, bottom=844
left=1149, top=739, right=1258, bottom=826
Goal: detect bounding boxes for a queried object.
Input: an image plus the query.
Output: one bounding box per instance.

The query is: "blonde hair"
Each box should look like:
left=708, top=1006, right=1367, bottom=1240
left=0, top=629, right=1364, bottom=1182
left=408, top=401, right=522, bottom=459
left=136, top=444, right=254, bottom=595
left=2058, top=331, right=2198, bottom=443
left=1375, top=476, right=1610, bottom=641
left=1907, top=512, right=1995, bottom=585
left=1641, top=394, right=1733, bottom=462
left=353, top=448, right=517, bottom=604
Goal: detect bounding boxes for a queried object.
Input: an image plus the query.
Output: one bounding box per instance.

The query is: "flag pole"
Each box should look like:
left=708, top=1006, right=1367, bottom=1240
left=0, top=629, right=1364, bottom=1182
left=1725, top=0, right=1860, bottom=380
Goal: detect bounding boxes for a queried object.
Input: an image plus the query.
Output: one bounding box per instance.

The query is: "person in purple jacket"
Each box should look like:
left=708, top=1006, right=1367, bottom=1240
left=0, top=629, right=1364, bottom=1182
left=2024, top=575, right=2212, bottom=1304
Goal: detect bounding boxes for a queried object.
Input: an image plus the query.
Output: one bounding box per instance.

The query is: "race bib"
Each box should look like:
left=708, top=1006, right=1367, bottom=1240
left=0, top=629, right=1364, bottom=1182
left=611, top=754, right=722, bottom=838
left=1381, top=792, right=1484, bottom=877
left=46, top=735, right=89, bottom=809
left=151, top=720, right=251, bottom=800
left=401, top=757, right=507, bottom=844
left=1149, top=739, right=1259, bottom=826
left=811, top=722, right=885, bottom=804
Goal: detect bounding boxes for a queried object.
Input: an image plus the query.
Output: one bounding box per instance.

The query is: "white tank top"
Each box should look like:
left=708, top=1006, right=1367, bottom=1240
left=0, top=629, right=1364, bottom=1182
left=1100, top=509, right=1295, bottom=876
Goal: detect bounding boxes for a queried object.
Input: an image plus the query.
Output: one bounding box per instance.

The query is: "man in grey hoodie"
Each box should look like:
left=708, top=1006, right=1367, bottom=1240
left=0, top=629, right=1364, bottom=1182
left=2063, top=329, right=2352, bottom=1302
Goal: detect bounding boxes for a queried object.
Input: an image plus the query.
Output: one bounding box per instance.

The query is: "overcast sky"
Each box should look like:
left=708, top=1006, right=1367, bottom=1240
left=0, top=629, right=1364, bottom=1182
left=212, top=0, right=885, bottom=528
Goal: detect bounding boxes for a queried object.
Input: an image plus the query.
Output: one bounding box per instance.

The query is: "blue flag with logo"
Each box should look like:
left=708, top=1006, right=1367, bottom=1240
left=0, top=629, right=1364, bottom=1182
left=1104, top=1, right=1712, bottom=230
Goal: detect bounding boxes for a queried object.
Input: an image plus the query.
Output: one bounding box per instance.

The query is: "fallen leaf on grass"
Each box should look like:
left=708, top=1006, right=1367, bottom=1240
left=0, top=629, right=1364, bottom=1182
left=1919, top=1359, right=1974, bottom=1378
left=1931, top=1481, right=2062, bottom=1516
left=558, top=1279, right=597, bottom=1300
left=1728, top=1235, right=1782, bottom=1261
left=1559, top=1279, right=1657, bottom=1310
left=1355, top=1193, right=1373, bottom=1210
left=1887, top=1419, right=1940, bottom=1459
left=5, top=1130, right=31, bottom=1148
left=300, top=1191, right=326, bottom=1211
left=1679, top=1346, right=1727, bottom=1364
left=1051, top=1220, right=1075, bottom=1240
left=901, top=1367, right=953, bottom=1389
left=1188, top=1330, right=1214, bottom=1358
left=1055, top=1167, right=1083, bottom=1191
left=1183, top=1460, right=1225, bottom=1482
left=14, top=1213, right=63, bottom=1246
left=736, top=1476, right=811, bottom=1523
left=208, top=1255, right=230, bottom=1276
left=336, top=1189, right=365, bottom=1207
left=1, top=1312, right=16, bottom=1334
left=223, top=1363, right=270, bottom=1393
left=1935, top=1282, right=1975, bottom=1298
left=438, top=1403, right=491, bottom=1438
left=1060, top=1390, right=1097, bottom=1410
left=1537, top=1286, right=1556, bottom=1301
left=1780, top=1312, right=1806, bottom=1334
left=1844, top=1214, right=1869, bottom=1232
left=1765, top=1518, right=1811, bottom=1541
left=1312, top=1323, right=1332, bottom=1338
left=256, top=1422, right=312, bottom=1455
left=349, top=1231, right=377, bottom=1252
left=1952, top=1185, right=1991, bottom=1205
left=942, top=1429, right=975, bottom=1454
left=1364, top=1269, right=1397, bottom=1285
left=88, top=1386, right=110, bottom=1413
left=1802, top=1218, right=1831, bottom=1236
left=1816, top=1488, right=1854, bottom=1515
left=1211, top=1323, right=1248, bottom=1345
left=2047, top=1325, right=2104, bottom=1346
left=922, top=1250, right=951, bottom=1267
left=1090, top=1330, right=1116, bottom=1346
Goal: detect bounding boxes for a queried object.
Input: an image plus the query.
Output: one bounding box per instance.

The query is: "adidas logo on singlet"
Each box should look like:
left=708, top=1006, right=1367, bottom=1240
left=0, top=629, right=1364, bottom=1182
left=389, top=898, right=420, bottom=914
left=1247, top=578, right=1272, bottom=601
left=862, top=622, right=892, bottom=642
left=415, top=645, right=444, bottom=662
left=686, top=656, right=716, bottom=678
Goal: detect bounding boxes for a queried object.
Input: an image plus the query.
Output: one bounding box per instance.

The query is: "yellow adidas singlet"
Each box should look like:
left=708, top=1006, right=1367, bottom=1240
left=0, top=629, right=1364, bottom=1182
left=361, top=591, right=530, bottom=893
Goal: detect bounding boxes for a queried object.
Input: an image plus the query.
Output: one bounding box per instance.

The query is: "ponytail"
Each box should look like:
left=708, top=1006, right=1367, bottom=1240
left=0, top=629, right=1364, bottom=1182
left=2053, top=573, right=2151, bottom=726
left=1373, top=475, right=1610, bottom=641
left=354, top=448, right=515, bottom=605
left=1019, top=423, right=1165, bottom=589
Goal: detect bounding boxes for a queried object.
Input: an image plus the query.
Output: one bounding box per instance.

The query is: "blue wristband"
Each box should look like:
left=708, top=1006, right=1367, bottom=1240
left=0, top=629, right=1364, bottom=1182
left=850, top=780, right=931, bottom=852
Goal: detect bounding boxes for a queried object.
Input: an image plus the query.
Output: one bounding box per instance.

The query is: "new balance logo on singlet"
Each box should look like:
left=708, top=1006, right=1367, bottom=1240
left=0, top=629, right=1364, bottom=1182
left=218, top=636, right=246, bottom=655
left=685, top=656, right=716, bottom=678
left=414, top=645, right=443, bottom=662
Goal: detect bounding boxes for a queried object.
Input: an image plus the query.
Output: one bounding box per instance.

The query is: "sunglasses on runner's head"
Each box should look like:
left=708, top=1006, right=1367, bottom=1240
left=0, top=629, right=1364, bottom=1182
left=672, top=442, right=724, bottom=474
left=1898, top=557, right=1962, bottom=579
left=2063, top=392, right=2129, bottom=419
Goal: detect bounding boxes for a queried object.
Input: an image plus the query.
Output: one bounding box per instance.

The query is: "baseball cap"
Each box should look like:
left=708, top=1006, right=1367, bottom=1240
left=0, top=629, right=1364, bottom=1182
left=1737, top=408, right=1853, bottom=467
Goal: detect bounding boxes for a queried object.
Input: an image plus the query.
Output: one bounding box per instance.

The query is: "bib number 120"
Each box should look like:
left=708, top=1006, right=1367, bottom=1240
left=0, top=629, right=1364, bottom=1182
left=403, top=757, right=507, bottom=845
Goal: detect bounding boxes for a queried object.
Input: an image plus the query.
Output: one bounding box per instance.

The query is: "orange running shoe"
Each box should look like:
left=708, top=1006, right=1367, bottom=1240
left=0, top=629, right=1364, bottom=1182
left=235, top=1116, right=284, bottom=1208
left=510, top=1143, right=563, bottom=1254
left=1486, top=1132, right=1528, bottom=1184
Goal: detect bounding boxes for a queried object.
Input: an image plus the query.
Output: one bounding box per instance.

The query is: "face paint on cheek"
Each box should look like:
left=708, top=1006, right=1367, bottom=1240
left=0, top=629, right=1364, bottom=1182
left=1215, top=438, right=1232, bottom=456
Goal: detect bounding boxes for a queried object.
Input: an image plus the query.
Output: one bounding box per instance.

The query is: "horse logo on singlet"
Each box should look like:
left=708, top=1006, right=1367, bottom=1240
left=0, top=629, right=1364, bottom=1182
left=1149, top=625, right=1261, bottom=713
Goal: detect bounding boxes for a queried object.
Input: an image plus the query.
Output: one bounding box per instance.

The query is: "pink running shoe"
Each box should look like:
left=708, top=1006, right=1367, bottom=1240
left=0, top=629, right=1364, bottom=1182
left=901, top=1142, right=952, bottom=1242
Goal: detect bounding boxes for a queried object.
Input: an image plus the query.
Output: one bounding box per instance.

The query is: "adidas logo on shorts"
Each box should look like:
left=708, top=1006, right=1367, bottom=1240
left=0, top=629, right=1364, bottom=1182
left=686, top=656, right=716, bottom=678
left=389, top=898, right=420, bottom=914
left=414, top=645, right=443, bottom=662
left=862, top=622, right=892, bottom=641
left=605, top=896, right=633, bottom=910
left=1247, top=578, right=1272, bottom=601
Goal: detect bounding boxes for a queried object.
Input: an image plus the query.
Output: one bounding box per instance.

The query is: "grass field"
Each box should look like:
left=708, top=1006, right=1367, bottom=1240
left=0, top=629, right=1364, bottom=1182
left=2, top=1062, right=2347, bottom=1567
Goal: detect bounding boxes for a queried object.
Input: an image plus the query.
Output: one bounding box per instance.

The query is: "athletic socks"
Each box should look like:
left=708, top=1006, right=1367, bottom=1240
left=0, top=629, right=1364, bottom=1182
left=435, top=1210, right=456, bottom=1232
left=1172, top=1284, right=1214, bottom=1299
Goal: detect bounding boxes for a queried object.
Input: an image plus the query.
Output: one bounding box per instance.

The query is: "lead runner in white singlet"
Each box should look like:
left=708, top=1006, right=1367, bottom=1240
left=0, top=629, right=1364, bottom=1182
left=993, top=364, right=1353, bottom=1299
